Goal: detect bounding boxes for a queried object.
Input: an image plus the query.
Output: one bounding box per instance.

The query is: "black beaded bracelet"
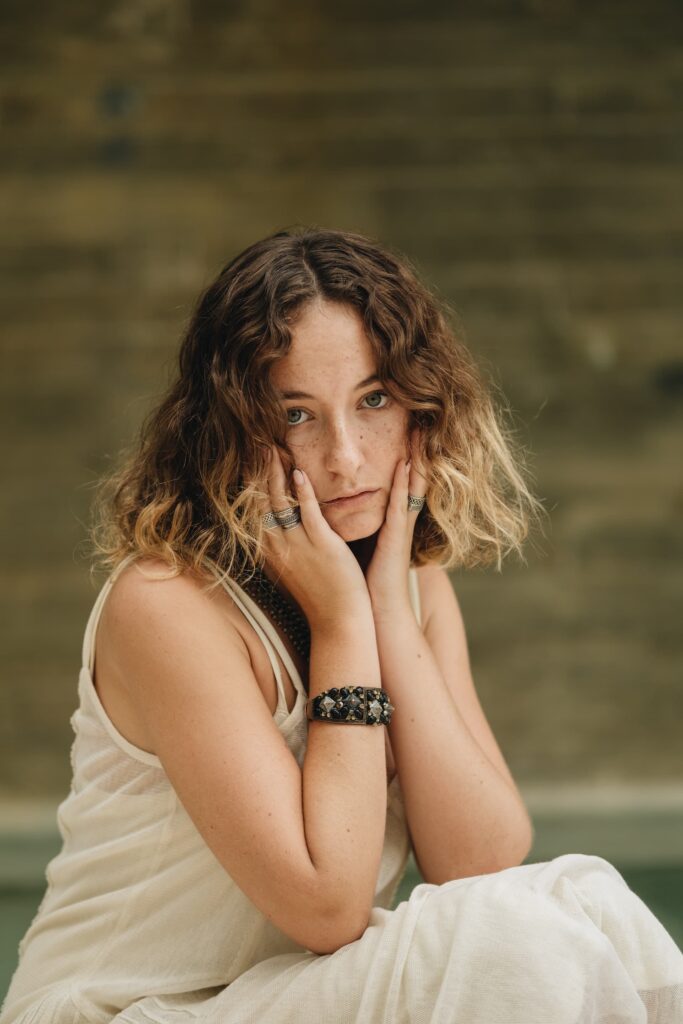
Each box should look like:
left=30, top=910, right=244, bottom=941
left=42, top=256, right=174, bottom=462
left=306, top=686, right=395, bottom=725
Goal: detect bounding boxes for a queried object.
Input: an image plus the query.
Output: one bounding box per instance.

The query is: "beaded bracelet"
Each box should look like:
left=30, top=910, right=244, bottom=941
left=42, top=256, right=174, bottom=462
left=306, top=686, right=395, bottom=725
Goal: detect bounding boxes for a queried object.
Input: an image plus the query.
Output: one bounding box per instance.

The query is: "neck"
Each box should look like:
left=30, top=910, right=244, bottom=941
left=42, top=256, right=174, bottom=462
left=346, top=531, right=379, bottom=576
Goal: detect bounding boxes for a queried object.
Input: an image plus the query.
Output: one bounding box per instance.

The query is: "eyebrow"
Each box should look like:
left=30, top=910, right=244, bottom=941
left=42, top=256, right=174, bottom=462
left=278, top=374, right=382, bottom=400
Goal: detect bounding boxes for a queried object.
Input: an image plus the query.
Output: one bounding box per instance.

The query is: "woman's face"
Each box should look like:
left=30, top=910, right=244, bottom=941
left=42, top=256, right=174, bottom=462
left=269, top=298, right=410, bottom=542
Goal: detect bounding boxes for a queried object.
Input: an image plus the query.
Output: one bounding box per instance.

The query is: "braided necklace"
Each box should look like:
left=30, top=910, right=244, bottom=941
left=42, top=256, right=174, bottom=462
left=236, top=564, right=311, bottom=664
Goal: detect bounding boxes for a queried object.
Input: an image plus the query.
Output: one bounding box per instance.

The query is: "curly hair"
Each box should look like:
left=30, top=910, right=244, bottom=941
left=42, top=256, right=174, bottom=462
left=86, top=225, right=547, bottom=589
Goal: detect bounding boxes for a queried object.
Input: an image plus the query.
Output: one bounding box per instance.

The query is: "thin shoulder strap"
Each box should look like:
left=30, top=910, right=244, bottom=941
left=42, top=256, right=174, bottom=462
left=199, top=559, right=303, bottom=706
left=203, top=561, right=305, bottom=699
left=80, top=555, right=298, bottom=716
left=210, top=564, right=420, bottom=696
left=81, top=553, right=139, bottom=674
left=219, top=577, right=290, bottom=705
left=221, top=576, right=306, bottom=700
left=408, top=566, right=422, bottom=627
left=226, top=569, right=420, bottom=686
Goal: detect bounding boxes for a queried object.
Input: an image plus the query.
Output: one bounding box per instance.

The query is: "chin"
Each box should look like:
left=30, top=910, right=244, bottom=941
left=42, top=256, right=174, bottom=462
left=324, top=511, right=384, bottom=542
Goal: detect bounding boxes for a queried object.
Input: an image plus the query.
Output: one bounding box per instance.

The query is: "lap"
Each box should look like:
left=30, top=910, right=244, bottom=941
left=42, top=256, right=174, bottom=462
left=113, top=855, right=683, bottom=1024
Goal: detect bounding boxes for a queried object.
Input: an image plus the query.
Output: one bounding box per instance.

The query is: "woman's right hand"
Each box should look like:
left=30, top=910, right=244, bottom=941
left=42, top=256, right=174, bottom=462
left=260, top=446, right=371, bottom=631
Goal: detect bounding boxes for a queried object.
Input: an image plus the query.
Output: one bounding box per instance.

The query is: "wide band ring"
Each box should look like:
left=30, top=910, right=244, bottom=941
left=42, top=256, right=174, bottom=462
left=268, top=505, right=302, bottom=530
left=407, top=493, right=426, bottom=512
left=262, top=510, right=281, bottom=530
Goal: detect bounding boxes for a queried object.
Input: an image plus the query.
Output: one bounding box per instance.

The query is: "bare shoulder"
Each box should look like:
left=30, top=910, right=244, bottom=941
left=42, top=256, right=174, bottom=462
left=101, top=555, right=248, bottom=657
left=105, top=555, right=222, bottom=616
left=94, top=556, right=250, bottom=750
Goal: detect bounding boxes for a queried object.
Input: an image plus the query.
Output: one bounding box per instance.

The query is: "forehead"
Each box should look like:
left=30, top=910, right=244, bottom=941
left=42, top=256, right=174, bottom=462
left=271, top=300, right=377, bottom=389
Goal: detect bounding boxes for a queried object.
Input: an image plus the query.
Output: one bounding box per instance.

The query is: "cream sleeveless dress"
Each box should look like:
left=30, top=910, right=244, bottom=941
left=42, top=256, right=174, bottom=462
left=1, top=555, right=682, bottom=1024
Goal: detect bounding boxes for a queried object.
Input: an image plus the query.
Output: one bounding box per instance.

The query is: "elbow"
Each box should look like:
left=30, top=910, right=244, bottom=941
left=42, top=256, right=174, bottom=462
left=305, top=900, right=372, bottom=956
left=276, top=868, right=374, bottom=955
left=417, top=824, right=535, bottom=886
left=512, top=817, right=535, bottom=864
left=489, top=816, right=534, bottom=871
left=493, top=821, right=535, bottom=871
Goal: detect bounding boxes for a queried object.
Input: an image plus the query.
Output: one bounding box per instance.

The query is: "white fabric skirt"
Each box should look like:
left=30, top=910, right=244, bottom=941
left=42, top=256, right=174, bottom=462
left=108, top=853, right=683, bottom=1024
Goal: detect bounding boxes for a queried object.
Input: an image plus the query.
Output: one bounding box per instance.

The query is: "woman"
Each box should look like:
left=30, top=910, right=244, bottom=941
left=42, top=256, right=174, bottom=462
left=2, top=227, right=681, bottom=1024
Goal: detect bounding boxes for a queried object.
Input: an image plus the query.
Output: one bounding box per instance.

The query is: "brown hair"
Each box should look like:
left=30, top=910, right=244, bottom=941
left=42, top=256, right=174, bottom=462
left=87, top=225, right=547, bottom=587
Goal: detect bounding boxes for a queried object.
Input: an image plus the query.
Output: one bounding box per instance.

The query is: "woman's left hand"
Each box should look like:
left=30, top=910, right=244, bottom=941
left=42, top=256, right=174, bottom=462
left=365, top=426, right=429, bottom=621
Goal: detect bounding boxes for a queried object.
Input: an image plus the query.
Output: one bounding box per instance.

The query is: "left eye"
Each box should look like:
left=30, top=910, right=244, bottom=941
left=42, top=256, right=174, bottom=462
left=363, top=390, right=389, bottom=408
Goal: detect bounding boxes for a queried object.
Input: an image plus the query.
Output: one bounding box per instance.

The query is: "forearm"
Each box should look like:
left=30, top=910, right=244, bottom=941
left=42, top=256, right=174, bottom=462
left=302, top=610, right=387, bottom=926
left=375, top=608, right=533, bottom=885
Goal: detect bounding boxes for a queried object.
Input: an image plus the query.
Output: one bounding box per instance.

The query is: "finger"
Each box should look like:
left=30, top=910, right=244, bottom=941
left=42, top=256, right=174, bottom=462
left=383, top=456, right=410, bottom=531
left=290, top=466, right=329, bottom=542
left=259, top=447, right=299, bottom=563
left=267, top=445, right=296, bottom=514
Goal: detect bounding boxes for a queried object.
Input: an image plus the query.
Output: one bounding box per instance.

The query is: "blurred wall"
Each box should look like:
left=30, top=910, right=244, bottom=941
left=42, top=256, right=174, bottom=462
left=2, top=1, right=681, bottom=798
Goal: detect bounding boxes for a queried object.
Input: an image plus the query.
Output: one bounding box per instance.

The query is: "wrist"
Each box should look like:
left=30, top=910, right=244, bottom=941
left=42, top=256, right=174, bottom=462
left=368, top=587, right=413, bottom=622
left=308, top=598, right=375, bottom=636
left=307, top=615, right=381, bottom=700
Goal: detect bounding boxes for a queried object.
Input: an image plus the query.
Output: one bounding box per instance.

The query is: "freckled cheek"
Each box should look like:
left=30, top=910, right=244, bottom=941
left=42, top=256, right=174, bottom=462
left=368, top=410, right=410, bottom=453
left=346, top=408, right=407, bottom=450
left=365, top=425, right=400, bottom=456
left=359, top=414, right=410, bottom=488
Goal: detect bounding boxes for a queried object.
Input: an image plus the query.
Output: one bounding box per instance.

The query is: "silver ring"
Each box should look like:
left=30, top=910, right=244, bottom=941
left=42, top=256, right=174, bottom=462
left=262, top=510, right=280, bottom=530
left=407, top=493, right=426, bottom=512
left=268, top=506, right=302, bottom=530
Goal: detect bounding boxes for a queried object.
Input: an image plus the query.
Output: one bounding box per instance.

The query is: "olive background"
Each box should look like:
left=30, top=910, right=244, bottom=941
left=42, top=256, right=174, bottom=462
left=1, top=0, right=681, bottom=802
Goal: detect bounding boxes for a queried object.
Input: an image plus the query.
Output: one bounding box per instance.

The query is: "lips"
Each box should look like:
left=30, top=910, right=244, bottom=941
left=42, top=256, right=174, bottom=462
left=331, top=490, right=369, bottom=500
left=326, top=488, right=378, bottom=504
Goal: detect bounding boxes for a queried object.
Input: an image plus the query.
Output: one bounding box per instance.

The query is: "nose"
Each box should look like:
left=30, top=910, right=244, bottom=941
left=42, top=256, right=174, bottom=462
left=323, top=418, right=365, bottom=478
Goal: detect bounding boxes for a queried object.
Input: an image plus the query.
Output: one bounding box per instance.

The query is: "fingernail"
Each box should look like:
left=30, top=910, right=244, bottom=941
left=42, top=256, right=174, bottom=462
left=293, top=468, right=304, bottom=485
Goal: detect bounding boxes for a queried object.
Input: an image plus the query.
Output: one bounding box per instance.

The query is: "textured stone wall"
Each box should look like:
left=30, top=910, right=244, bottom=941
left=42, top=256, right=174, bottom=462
left=2, top=1, right=681, bottom=797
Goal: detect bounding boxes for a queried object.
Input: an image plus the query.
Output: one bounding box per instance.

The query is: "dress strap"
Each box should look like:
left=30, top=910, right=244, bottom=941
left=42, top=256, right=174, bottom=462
left=408, top=566, right=422, bottom=627
left=211, top=564, right=420, bottom=700
left=80, top=553, right=140, bottom=674
left=219, top=577, right=292, bottom=711
left=221, top=576, right=307, bottom=702
left=199, top=559, right=306, bottom=710
left=224, top=568, right=421, bottom=692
